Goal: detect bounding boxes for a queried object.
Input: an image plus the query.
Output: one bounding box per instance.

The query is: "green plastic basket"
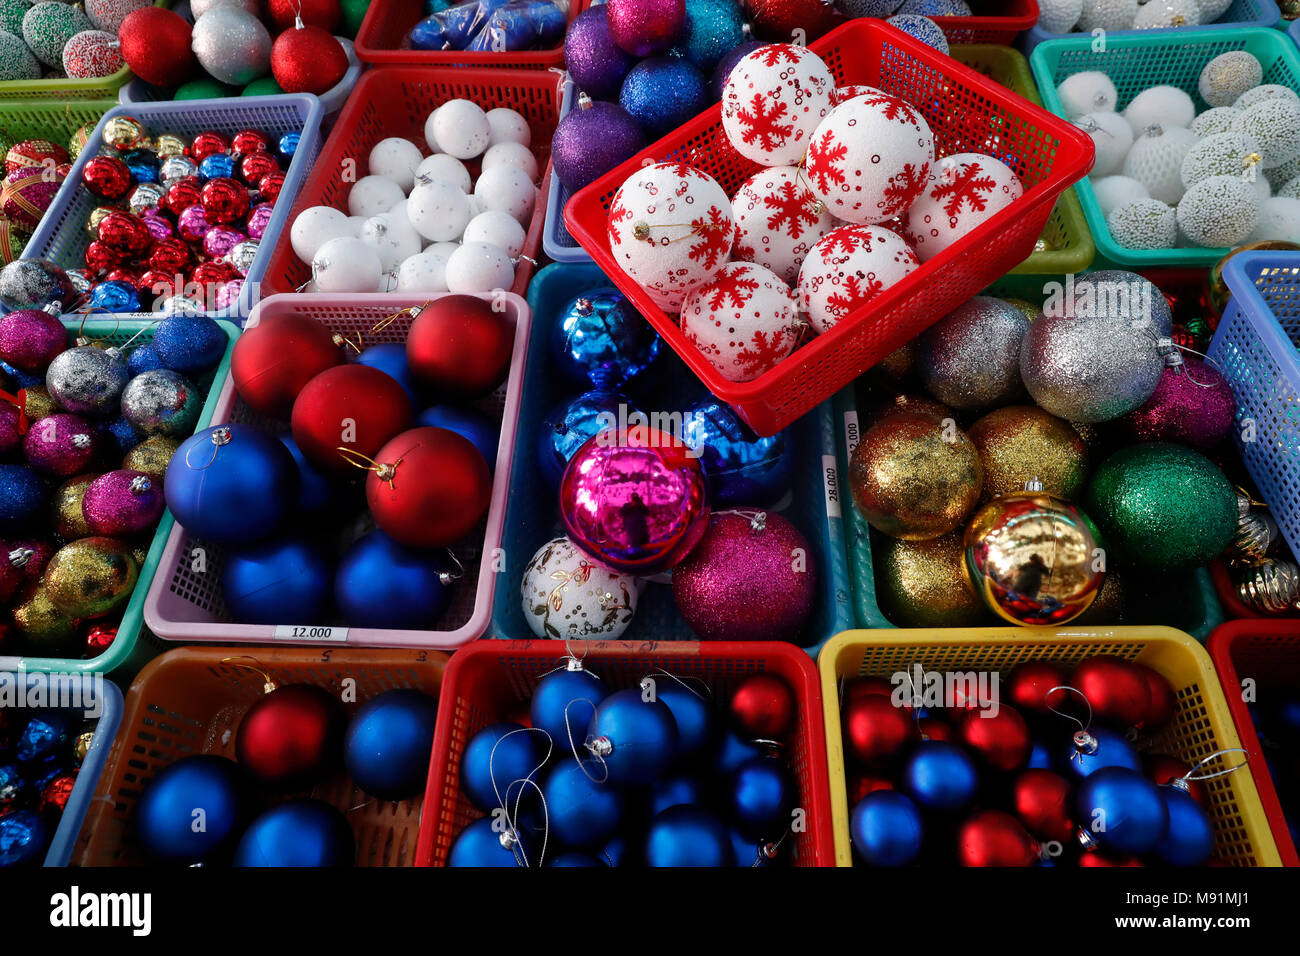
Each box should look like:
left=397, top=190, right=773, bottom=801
left=951, top=44, right=1095, bottom=275
left=833, top=386, right=892, bottom=631
left=0, top=316, right=239, bottom=681
left=0, top=98, right=118, bottom=164
left=1030, top=27, right=1300, bottom=269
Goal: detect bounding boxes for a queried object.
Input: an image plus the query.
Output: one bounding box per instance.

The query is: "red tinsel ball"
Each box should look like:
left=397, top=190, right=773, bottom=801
left=257, top=170, right=287, bottom=205
left=231, top=312, right=344, bottom=419
left=729, top=674, right=796, bottom=740
left=291, top=363, right=413, bottom=473
left=957, top=810, right=1039, bottom=867
left=148, top=237, right=191, bottom=276
left=119, top=7, right=196, bottom=87
left=406, top=295, right=513, bottom=398
left=267, top=0, right=341, bottom=32
left=232, top=129, right=271, bottom=157
left=82, top=156, right=132, bottom=200
left=271, top=23, right=349, bottom=95
left=191, top=132, right=230, bottom=163
left=234, top=683, right=345, bottom=790
left=164, top=177, right=203, bottom=217
left=97, top=211, right=151, bottom=256
left=201, top=177, right=251, bottom=225
left=106, top=265, right=144, bottom=288
left=747, top=0, right=842, bottom=43
left=241, top=151, right=280, bottom=185
left=84, top=240, right=123, bottom=275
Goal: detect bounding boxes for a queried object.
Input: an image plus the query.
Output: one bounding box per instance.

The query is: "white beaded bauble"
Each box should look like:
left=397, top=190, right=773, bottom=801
left=1077, top=111, right=1133, bottom=177
left=432, top=99, right=491, bottom=159
left=901, top=152, right=1024, bottom=262
left=1177, top=175, right=1259, bottom=246
left=1057, top=71, right=1118, bottom=120
left=1191, top=106, right=1241, bottom=138
left=1247, top=197, right=1300, bottom=243
left=368, top=137, right=423, bottom=193
left=731, top=165, right=835, bottom=284
left=798, top=224, right=919, bottom=333
left=463, top=210, right=527, bottom=258
left=486, top=107, right=531, bottom=147
left=1107, top=198, right=1177, bottom=249
left=1266, top=153, right=1300, bottom=189
left=1132, top=0, right=1200, bottom=29
left=406, top=179, right=472, bottom=242
left=290, top=205, right=351, bottom=265
left=721, top=44, right=835, bottom=166
left=1278, top=175, right=1300, bottom=199
left=311, top=236, right=382, bottom=293
left=1076, top=0, right=1138, bottom=32
left=396, top=249, right=451, bottom=293
left=1195, top=0, right=1233, bottom=18
left=480, top=141, right=539, bottom=182
left=347, top=175, right=405, bottom=217
left=474, top=165, right=538, bottom=225
left=1092, top=175, right=1150, bottom=216
left=445, top=241, right=515, bottom=293
left=1232, top=99, right=1300, bottom=170
left=1037, top=0, right=1083, bottom=32
left=1181, top=131, right=1264, bottom=188
left=1198, top=52, right=1263, bottom=109
left=1121, top=124, right=1199, bottom=204
left=1123, top=86, right=1195, bottom=137
left=1234, top=84, right=1298, bottom=111
left=415, top=153, right=471, bottom=194
left=680, top=262, right=801, bottom=382
left=521, top=537, right=638, bottom=641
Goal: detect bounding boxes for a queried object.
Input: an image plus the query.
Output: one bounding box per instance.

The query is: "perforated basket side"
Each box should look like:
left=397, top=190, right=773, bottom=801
left=926, top=0, right=1039, bottom=45
left=1020, top=0, right=1281, bottom=54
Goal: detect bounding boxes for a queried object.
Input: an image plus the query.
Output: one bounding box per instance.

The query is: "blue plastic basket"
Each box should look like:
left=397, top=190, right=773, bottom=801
left=541, top=80, right=591, bottom=264
left=1290, top=15, right=1300, bottom=51
left=1020, top=0, right=1280, bottom=53
left=20, top=95, right=324, bottom=324
left=492, top=262, right=853, bottom=657
left=1208, top=250, right=1300, bottom=564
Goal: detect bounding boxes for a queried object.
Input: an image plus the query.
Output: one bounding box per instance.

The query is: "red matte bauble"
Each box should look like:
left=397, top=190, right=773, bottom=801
left=1143, top=754, right=1208, bottom=804
left=231, top=312, right=344, bottom=418
left=84, top=240, right=123, bottom=275
left=119, top=8, right=195, bottom=87
left=268, top=0, right=341, bottom=32
left=848, top=771, right=895, bottom=803
left=1006, top=660, right=1069, bottom=716
left=271, top=24, right=349, bottom=96
left=958, top=706, right=1031, bottom=772
left=291, top=363, right=412, bottom=473
left=149, top=237, right=191, bottom=276
left=258, top=171, right=287, bottom=205
left=82, top=156, right=132, bottom=200
left=1012, top=769, right=1075, bottom=842
left=234, top=683, right=345, bottom=789
left=918, top=716, right=952, bottom=742
left=201, top=178, right=251, bottom=225
left=406, top=295, right=513, bottom=398
left=364, top=427, right=491, bottom=548
left=1072, top=655, right=1151, bottom=729
left=191, top=132, right=230, bottom=163
left=748, top=0, right=842, bottom=43
left=1134, top=663, right=1176, bottom=731
left=232, top=130, right=271, bottom=157
left=729, top=674, right=795, bottom=740
left=241, top=151, right=280, bottom=186
left=846, top=677, right=895, bottom=703
left=1078, top=851, right=1144, bottom=866
left=957, top=810, right=1039, bottom=867
left=844, top=694, right=916, bottom=765
left=165, top=177, right=203, bottom=216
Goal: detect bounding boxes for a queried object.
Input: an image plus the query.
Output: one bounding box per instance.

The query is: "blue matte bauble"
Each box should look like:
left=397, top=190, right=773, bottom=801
left=851, top=790, right=924, bottom=867
left=414, top=405, right=499, bottom=473
left=619, top=56, right=710, bottom=138
left=715, top=731, right=763, bottom=776
left=0, top=465, right=47, bottom=535
left=602, top=834, right=635, bottom=866
left=1027, top=741, right=1051, bottom=769
left=654, top=682, right=713, bottom=760
left=222, top=538, right=331, bottom=624
left=233, top=799, right=355, bottom=867
left=1061, top=726, right=1142, bottom=779
left=199, top=154, right=235, bottom=180
left=730, top=828, right=773, bottom=867
left=335, top=529, right=451, bottom=629
left=530, top=665, right=607, bottom=754
left=682, top=399, right=793, bottom=507
left=542, top=759, right=625, bottom=847
left=154, top=315, right=226, bottom=375
left=279, top=434, right=334, bottom=516
left=548, top=851, right=605, bottom=866
left=355, top=344, right=420, bottom=406
left=886, top=14, right=949, bottom=53
left=1077, top=767, right=1170, bottom=855
left=538, top=390, right=635, bottom=490
left=447, top=816, right=523, bottom=867
left=1275, top=696, right=1300, bottom=734
left=673, top=0, right=746, bottom=71
left=133, top=755, right=248, bottom=864
left=903, top=740, right=978, bottom=810
left=16, top=712, right=71, bottom=764
left=709, top=39, right=765, bottom=100
left=551, top=287, right=661, bottom=390
left=344, top=689, right=438, bottom=800
left=1155, top=785, right=1215, bottom=866
left=645, top=805, right=735, bottom=867
left=91, top=280, right=140, bottom=312
left=731, top=756, right=792, bottom=838
left=165, top=424, right=298, bottom=546
left=0, top=810, right=49, bottom=866
left=651, top=773, right=704, bottom=814
left=128, top=344, right=166, bottom=377
left=460, top=722, right=547, bottom=812
left=586, top=688, right=679, bottom=786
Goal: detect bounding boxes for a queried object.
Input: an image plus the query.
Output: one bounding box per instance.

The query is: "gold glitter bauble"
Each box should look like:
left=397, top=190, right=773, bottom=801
left=1075, top=569, right=1125, bottom=625
left=155, top=134, right=186, bottom=158
left=86, top=205, right=117, bottom=239
left=68, top=122, right=97, bottom=161
left=21, top=385, right=58, bottom=421
left=131, top=544, right=149, bottom=566
left=1069, top=420, right=1103, bottom=449
left=1003, top=297, right=1040, bottom=323
left=1209, top=240, right=1300, bottom=311
left=104, top=116, right=147, bottom=152
left=861, top=391, right=952, bottom=427
left=849, top=411, right=983, bottom=540
left=11, top=584, right=79, bottom=650
left=43, top=537, right=138, bottom=620
left=52, top=474, right=97, bottom=540
left=876, top=531, right=989, bottom=628
left=969, top=406, right=1089, bottom=503
left=123, top=435, right=181, bottom=479
left=873, top=342, right=916, bottom=381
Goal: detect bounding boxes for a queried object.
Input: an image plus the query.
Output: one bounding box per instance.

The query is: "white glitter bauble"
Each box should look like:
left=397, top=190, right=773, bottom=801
left=359, top=208, right=423, bottom=271
left=1123, top=86, right=1195, bottom=137
left=731, top=166, right=835, bottom=284
left=1037, top=0, right=1083, bottom=32
left=432, top=99, right=491, bottom=159
left=1057, top=71, right=1118, bottom=120
left=1077, top=111, right=1133, bottom=177
left=406, top=179, right=472, bottom=242
left=1236, top=85, right=1299, bottom=111
left=521, top=537, right=638, bottom=641
left=290, top=205, right=351, bottom=264
left=918, top=297, right=1031, bottom=410
left=347, top=175, right=405, bottom=217
left=798, top=224, right=919, bottom=334
left=1092, top=174, right=1150, bottom=216
left=445, top=241, right=514, bottom=293
left=368, top=137, right=423, bottom=193
left=1198, top=52, right=1263, bottom=109
left=1191, top=106, right=1241, bottom=138
left=396, top=250, right=451, bottom=293
left=1247, top=197, right=1300, bottom=243
left=480, top=141, right=539, bottom=182
left=86, top=0, right=150, bottom=32
left=901, top=152, right=1023, bottom=262
left=1181, top=131, right=1263, bottom=188
left=1195, top=0, right=1233, bottom=18
left=312, top=237, right=382, bottom=293
left=1121, top=124, right=1199, bottom=204
left=1177, top=175, right=1258, bottom=246
left=486, top=107, right=531, bottom=147
left=721, top=44, right=835, bottom=166
left=1076, top=0, right=1138, bottom=32
left=474, top=164, right=538, bottom=225
left=415, top=153, right=471, bottom=194
left=1232, top=99, right=1300, bottom=170
left=1107, top=198, right=1177, bottom=249
left=804, top=91, right=934, bottom=224
left=1132, top=0, right=1200, bottom=29
left=680, top=262, right=800, bottom=382
left=463, top=210, right=526, bottom=258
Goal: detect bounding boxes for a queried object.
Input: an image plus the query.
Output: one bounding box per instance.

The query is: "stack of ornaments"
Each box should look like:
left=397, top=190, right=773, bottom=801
left=604, top=42, right=1025, bottom=385
left=408, top=0, right=566, bottom=54
left=1219, top=491, right=1300, bottom=616
left=1034, top=0, right=1243, bottom=34
left=0, top=0, right=127, bottom=84
left=1062, top=52, right=1300, bottom=250
left=0, top=132, right=77, bottom=268
left=289, top=100, right=537, bottom=295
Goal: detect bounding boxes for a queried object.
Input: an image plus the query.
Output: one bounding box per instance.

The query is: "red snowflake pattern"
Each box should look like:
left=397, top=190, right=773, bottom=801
left=759, top=45, right=802, bottom=67
left=929, top=161, right=997, bottom=219
left=820, top=226, right=870, bottom=257
left=764, top=179, right=820, bottom=239
left=878, top=163, right=929, bottom=219
left=609, top=195, right=634, bottom=246
left=735, top=95, right=793, bottom=152
left=806, top=129, right=847, bottom=195
left=705, top=270, right=760, bottom=310
left=734, top=327, right=792, bottom=378
left=826, top=273, right=883, bottom=317
left=856, top=90, right=921, bottom=127
left=688, top=205, right=733, bottom=270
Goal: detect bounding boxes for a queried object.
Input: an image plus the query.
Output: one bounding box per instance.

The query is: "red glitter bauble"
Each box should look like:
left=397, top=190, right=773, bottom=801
left=271, top=23, right=349, bottom=96
left=119, top=7, right=195, bottom=87
left=747, top=0, right=842, bottom=43
left=957, top=810, right=1039, bottom=867
left=191, top=132, right=231, bottom=163
left=1119, top=356, right=1236, bottom=449
left=231, top=129, right=271, bottom=157
left=231, top=312, right=344, bottom=418
left=729, top=674, right=796, bottom=740
left=844, top=694, right=916, bottom=766
left=148, top=237, right=191, bottom=276
left=234, top=683, right=345, bottom=790
left=240, top=151, right=280, bottom=186
left=164, top=177, right=203, bottom=217
left=958, top=706, right=1031, bottom=771
left=1006, top=660, right=1069, bottom=716
left=1072, top=655, right=1151, bottom=729
left=82, top=156, right=132, bottom=200
left=406, top=295, right=514, bottom=398
left=1012, top=768, right=1075, bottom=842
left=257, top=170, right=287, bottom=204
left=267, top=0, right=341, bottom=32
left=201, top=178, right=251, bottom=225
left=291, top=363, right=413, bottom=473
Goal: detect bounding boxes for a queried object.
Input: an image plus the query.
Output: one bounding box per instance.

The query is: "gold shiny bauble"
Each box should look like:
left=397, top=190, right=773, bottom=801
left=104, top=116, right=147, bottom=152
left=849, top=410, right=983, bottom=540
left=21, top=385, right=58, bottom=421
left=86, top=205, right=117, bottom=239
left=1209, top=240, right=1300, bottom=312
left=969, top=406, right=1089, bottom=503
left=876, top=531, right=990, bottom=628
left=53, top=474, right=97, bottom=540
left=43, top=537, right=139, bottom=620
left=1075, top=569, right=1125, bottom=625
left=154, top=134, right=186, bottom=158
left=123, top=435, right=181, bottom=479
left=963, top=489, right=1106, bottom=626
left=11, top=584, right=79, bottom=650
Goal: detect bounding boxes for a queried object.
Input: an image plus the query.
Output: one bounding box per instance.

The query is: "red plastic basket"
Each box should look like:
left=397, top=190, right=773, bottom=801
left=1208, top=621, right=1300, bottom=867
left=415, top=639, right=835, bottom=866
left=926, top=0, right=1039, bottom=45
left=565, top=19, right=1093, bottom=436
left=259, top=66, right=563, bottom=300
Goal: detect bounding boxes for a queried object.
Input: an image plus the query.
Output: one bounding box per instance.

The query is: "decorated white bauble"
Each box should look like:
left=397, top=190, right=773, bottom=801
left=1056, top=71, right=1118, bottom=120
left=87, top=0, right=152, bottom=31
left=1123, top=86, right=1195, bottom=137
left=1121, top=124, right=1199, bottom=204
left=415, top=153, right=471, bottom=194
left=1076, top=0, right=1138, bottom=31
left=379, top=270, right=400, bottom=293
left=368, top=138, right=423, bottom=193
left=606, top=162, right=735, bottom=311
left=1021, top=314, right=1164, bottom=422
left=901, top=153, right=1024, bottom=262
left=1037, top=0, right=1083, bottom=32
left=680, top=262, right=800, bottom=382
left=1177, top=175, right=1258, bottom=246
left=1232, top=99, right=1300, bottom=170
left=290, top=205, right=351, bottom=265
left=1191, top=106, right=1241, bottom=138
left=396, top=250, right=451, bottom=293
left=798, top=224, right=919, bottom=334
left=432, top=99, right=491, bottom=159
left=731, top=165, right=835, bottom=284
left=1235, top=84, right=1299, bottom=110
left=521, top=537, right=638, bottom=641
left=359, top=211, right=423, bottom=272
left=445, top=241, right=514, bottom=293
left=1132, top=0, right=1200, bottom=29
left=474, top=165, right=537, bottom=225
left=1198, top=52, right=1263, bottom=109
left=463, top=210, right=526, bottom=258
left=804, top=91, right=934, bottom=224
left=1180, top=131, right=1263, bottom=188
left=830, top=84, right=881, bottom=108
left=1077, top=111, right=1133, bottom=177
left=312, top=237, right=382, bottom=293
left=1107, top=198, right=1177, bottom=249
left=486, top=107, right=531, bottom=147
left=347, top=175, right=405, bottom=217
left=481, top=141, right=539, bottom=182
left=721, top=43, right=835, bottom=166
left=406, top=179, right=472, bottom=242
left=1195, top=0, right=1233, bottom=18
left=1092, top=175, right=1150, bottom=216
left=1247, top=197, right=1300, bottom=242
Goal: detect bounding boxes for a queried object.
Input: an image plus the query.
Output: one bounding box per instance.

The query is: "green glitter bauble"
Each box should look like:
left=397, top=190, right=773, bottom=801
left=242, top=75, right=284, bottom=97
left=1084, top=442, right=1237, bottom=570
left=0, top=0, right=34, bottom=38
left=175, top=77, right=237, bottom=100
left=340, top=0, right=372, bottom=38
left=0, top=27, right=38, bottom=80
left=21, top=0, right=91, bottom=69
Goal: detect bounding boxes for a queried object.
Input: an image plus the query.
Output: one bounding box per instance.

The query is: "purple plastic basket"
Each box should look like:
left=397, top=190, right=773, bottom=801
left=142, top=292, right=529, bottom=648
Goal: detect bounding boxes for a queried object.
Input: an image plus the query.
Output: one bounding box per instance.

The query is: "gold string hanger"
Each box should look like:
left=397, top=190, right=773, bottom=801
left=220, top=655, right=277, bottom=694
left=332, top=302, right=428, bottom=354
left=336, top=446, right=402, bottom=487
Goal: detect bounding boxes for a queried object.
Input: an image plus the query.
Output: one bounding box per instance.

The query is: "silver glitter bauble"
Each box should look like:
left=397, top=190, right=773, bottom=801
left=129, top=182, right=166, bottom=216
left=121, top=368, right=201, bottom=437
left=1051, top=270, right=1173, bottom=333
left=46, top=346, right=130, bottom=417
left=0, top=258, right=75, bottom=312
left=191, top=0, right=261, bottom=17
left=919, top=296, right=1030, bottom=410
left=228, top=239, right=260, bottom=277
left=192, top=5, right=272, bottom=86
left=160, top=155, right=199, bottom=185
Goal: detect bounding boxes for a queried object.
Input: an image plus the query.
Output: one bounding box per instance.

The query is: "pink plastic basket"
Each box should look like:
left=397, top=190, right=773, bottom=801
left=142, top=292, right=530, bottom=648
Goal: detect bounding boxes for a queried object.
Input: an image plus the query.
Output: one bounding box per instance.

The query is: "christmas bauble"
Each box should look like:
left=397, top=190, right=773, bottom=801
left=644, top=805, right=734, bottom=866
left=656, top=681, right=714, bottom=757
left=1071, top=654, right=1151, bottom=729
left=730, top=756, right=792, bottom=838
left=1107, top=198, right=1177, bottom=250
left=919, top=297, right=1029, bottom=409
left=902, top=152, right=1024, bottom=262
left=81, top=469, right=163, bottom=536
left=876, top=531, right=988, bottom=627
left=1006, top=661, right=1068, bottom=716
left=86, top=0, right=152, bottom=33
left=844, top=693, right=917, bottom=765
left=233, top=799, right=353, bottom=868
left=235, top=684, right=344, bottom=790
left=21, top=0, right=91, bottom=68
left=1233, top=98, right=1300, bottom=170
left=681, top=398, right=791, bottom=506
left=119, top=6, right=195, bottom=87
left=850, top=790, right=923, bottom=867
left=0, top=464, right=48, bottom=535
left=1, top=165, right=61, bottom=229
left=444, top=241, right=515, bottom=294
left=0, top=258, right=74, bottom=313
left=619, top=55, right=709, bottom=139
left=1077, top=767, right=1169, bottom=855
left=360, top=427, right=486, bottom=549
left=1061, top=724, right=1141, bottom=780
left=1200, top=52, right=1264, bottom=110
left=1122, top=124, right=1199, bottom=205
left=343, top=689, right=438, bottom=800
left=1076, top=0, right=1138, bottom=30
left=271, top=22, right=346, bottom=95
left=531, top=662, right=608, bottom=754
left=680, top=261, right=800, bottom=381
left=1077, top=110, right=1133, bottom=178
left=958, top=706, right=1032, bottom=772
left=268, top=0, right=341, bottom=32
left=903, top=740, right=978, bottom=810
left=747, top=0, right=841, bottom=42
left=335, top=529, right=453, bottom=628
left=1124, top=86, right=1196, bottom=139
left=291, top=363, right=412, bottom=473
left=586, top=688, right=679, bottom=785
left=721, top=44, right=834, bottom=166
left=730, top=673, right=795, bottom=740
left=232, top=313, right=343, bottom=418
left=798, top=224, right=919, bottom=333
left=406, top=295, right=513, bottom=398
left=62, top=28, right=123, bottom=79
left=133, top=755, right=249, bottom=864
left=564, top=5, right=638, bottom=100
left=957, top=810, right=1038, bottom=867
left=1177, top=175, right=1259, bottom=247
left=731, top=165, right=835, bottom=284
left=537, top=391, right=629, bottom=489
left=606, top=0, right=685, bottom=56
left=1012, top=769, right=1075, bottom=842
left=447, top=817, right=523, bottom=867
left=968, top=406, right=1088, bottom=503
left=120, top=368, right=201, bottom=438
left=1120, top=355, right=1235, bottom=447
left=23, top=412, right=99, bottom=476
left=223, top=538, right=330, bottom=623
left=1154, top=784, right=1214, bottom=865
left=551, top=286, right=659, bottom=390
left=551, top=102, right=645, bottom=193
left=461, top=722, right=546, bottom=815
left=0, top=309, right=64, bottom=372
left=521, top=536, right=638, bottom=641
left=42, top=536, right=136, bottom=618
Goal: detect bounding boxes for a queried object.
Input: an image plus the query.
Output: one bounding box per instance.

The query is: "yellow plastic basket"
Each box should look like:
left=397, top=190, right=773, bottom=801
left=819, top=626, right=1283, bottom=868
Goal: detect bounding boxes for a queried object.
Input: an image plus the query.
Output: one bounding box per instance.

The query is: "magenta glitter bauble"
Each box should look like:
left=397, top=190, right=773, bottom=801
left=1120, top=356, right=1236, bottom=449
left=22, top=413, right=99, bottom=476
left=2, top=167, right=63, bottom=230
left=82, top=469, right=164, bottom=536
left=559, top=425, right=709, bottom=575
left=0, top=309, right=67, bottom=371
left=606, top=0, right=686, bottom=57
left=0, top=401, right=22, bottom=456
left=672, top=511, right=817, bottom=641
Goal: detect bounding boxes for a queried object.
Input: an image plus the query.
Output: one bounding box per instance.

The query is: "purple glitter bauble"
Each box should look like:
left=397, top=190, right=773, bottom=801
left=671, top=511, right=817, bottom=642
left=1120, top=356, right=1236, bottom=449
left=0, top=309, right=67, bottom=372
left=552, top=103, right=648, bottom=193
left=203, top=225, right=246, bottom=260
left=565, top=5, right=638, bottom=101
left=710, top=40, right=765, bottom=101
left=607, top=0, right=686, bottom=57
left=23, top=412, right=100, bottom=476
left=82, top=469, right=165, bottom=536
left=246, top=202, right=274, bottom=240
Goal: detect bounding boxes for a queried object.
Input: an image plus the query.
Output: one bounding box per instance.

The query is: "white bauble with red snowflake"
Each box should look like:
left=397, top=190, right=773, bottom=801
left=606, top=162, right=736, bottom=312
left=731, top=166, right=836, bottom=285
left=681, top=262, right=801, bottom=382
left=901, top=153, right=1024, bottom=263
left=721, top=44, right=835, bottom=167
left=831, top=84, right=883, bottom=107
left=798, top=224, right=920, bottom=334
left=804, top=91, right=935, bottom=225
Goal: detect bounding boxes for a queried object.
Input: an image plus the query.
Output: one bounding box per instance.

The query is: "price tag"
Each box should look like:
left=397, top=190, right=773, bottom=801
left=273, top=625, right=349, bottom=643
left=822, top=454, right=841, bottom=519
left=843, top=409, right=860, bottom=457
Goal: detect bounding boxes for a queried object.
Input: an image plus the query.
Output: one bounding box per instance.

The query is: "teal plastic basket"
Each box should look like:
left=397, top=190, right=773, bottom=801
left=1030, top=27, right=1300, bottom=269
left=1020, top=0, right=1281, bottom=54
left=492, top=263, right=853, bottom=657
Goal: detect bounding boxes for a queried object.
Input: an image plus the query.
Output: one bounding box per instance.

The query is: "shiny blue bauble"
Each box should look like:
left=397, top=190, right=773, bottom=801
left=165, top=424, right=298, bottom=546
left=199, top=154, right=235, bottom=180
left=222, top=538, right=331, bottom=624
left=0, top=810, right=49, bottom=866
left=1155, top=785, right=1215, bottom=866
left=124, top=149, right=160, bottom=184
left=731, top=756, right=792, bottom=838
left=551, top=287, right=661, bottom=390
left=133, top=755, right=248, bottom=864
left=620, top=56, right=710, bottom=139
left=682, top=399, right=793, bottom=507
left=538, top=390, right=634, bottom=489
left=466, top=1, right=564, bottom=51
left=654, top=682, right=713, bottom=760
left=233, top=799, right=355, bottom=867
left=651, top=773, right=704, bottom=814
left=0, top=765, right=24, bottom=809
left=586, top=688, right=679, bottom=786
left=1077, top=767, right=1170, bottom=856
left=850, top=790, right=924, bottom=867
left=356, top=344, right=420, bottom=406
left=672, top=0, right=746, bottom=71
left=548, top=851, right=605, bottom=867
left=16, top=712, right=72, bottom=763
left=1060, top=726, right=1141, bottom=779
left=530, top=665, right=607, bottom=754
left=415, top=405, right=498, bottom=473
left=438, top=0, right=509, bottom=49
left=335, top=530, right=451, bottom=629
left=542, top=759, right=625, bottom=848
left=153, top=315, right=226, bottom=374
left=408, top=14, right=446, bottom=51
left=0, top=464, right=47, bottom=535
left=277, top=132, right=300, bottom=161
left=645, top=805, right=734, bottom=867
left=715, top=731, right=763, bottom=776
left=447, top=816, right=523, bottom=867
left=90, top=280, right=140, bottom=312
left=344, top=689, right=438, bottom=801
left=903, top=740, right=978, bottom=811
left=280, top=434, right=334, bottom=517
left=127, top=344, right=165, bottom=377
left=460, top=722, right=547, bottom=812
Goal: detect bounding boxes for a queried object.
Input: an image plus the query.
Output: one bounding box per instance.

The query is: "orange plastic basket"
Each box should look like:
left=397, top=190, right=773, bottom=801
left=565, top=19, right=1093, bottom=436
